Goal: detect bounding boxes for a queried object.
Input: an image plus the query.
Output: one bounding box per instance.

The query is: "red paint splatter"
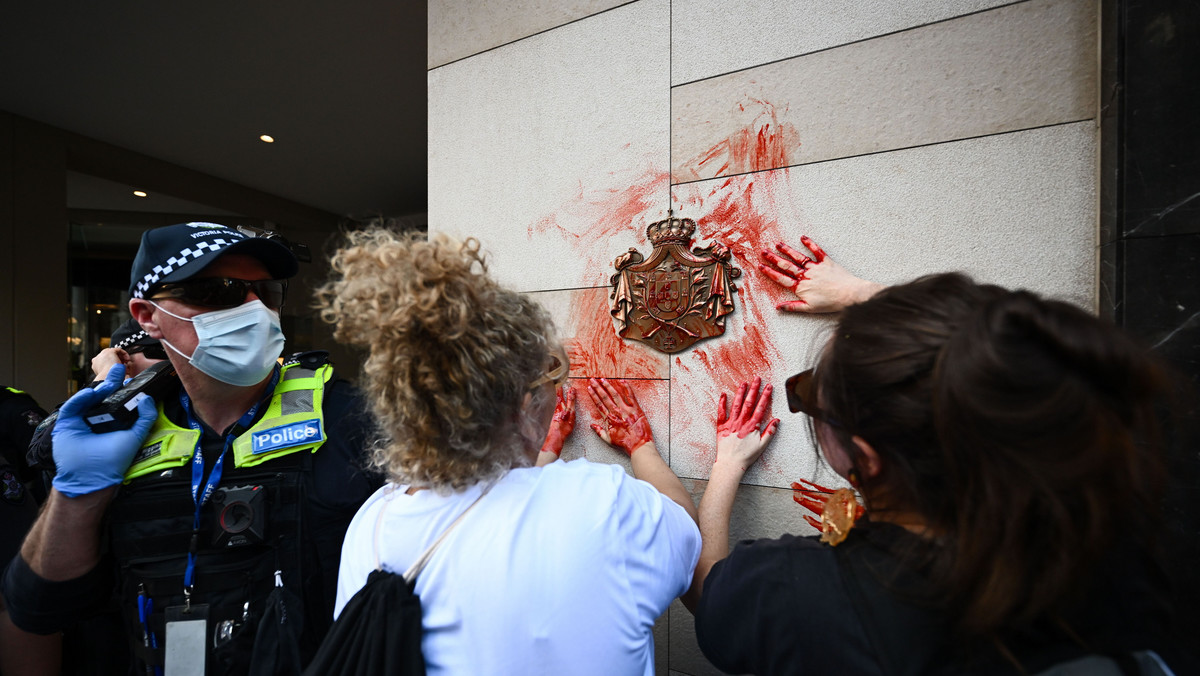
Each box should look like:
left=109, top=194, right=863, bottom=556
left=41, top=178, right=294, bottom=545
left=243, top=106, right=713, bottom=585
left=522, top=104, right=806, bottom=474
left=526, top=164, right=674, bottom=376
left=527, top=166, right=669, bottom=281
left=670, top=171, right=802, bottom=469
left=564, top=289, right=667, bottom=380
left=691, top=325, right=774, bottom=397
left=674, top=98, right=801, bottom=183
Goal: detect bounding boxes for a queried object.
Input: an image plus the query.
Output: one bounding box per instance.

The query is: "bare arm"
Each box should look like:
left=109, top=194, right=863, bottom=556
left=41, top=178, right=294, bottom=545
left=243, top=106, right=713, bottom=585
left=18, top=365, right=154, bottom=579
left=19, top=487, right=114, bottom=580
left=681, top=379, right=779, bottom=612
left=629, top=441, right=697, bottom=522
left=759, top=236, right=883, bottom=313
left=586, top=378, right=697, bottom=522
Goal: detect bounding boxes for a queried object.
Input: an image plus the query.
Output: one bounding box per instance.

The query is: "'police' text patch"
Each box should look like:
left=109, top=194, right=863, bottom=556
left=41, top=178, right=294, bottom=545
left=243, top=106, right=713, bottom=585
left=251, top=420, right=323, bottom=455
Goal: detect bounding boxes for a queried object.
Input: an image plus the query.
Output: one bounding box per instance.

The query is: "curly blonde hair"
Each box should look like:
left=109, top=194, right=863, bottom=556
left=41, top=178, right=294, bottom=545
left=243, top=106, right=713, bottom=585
left=315, top=227, right=558, bottom=491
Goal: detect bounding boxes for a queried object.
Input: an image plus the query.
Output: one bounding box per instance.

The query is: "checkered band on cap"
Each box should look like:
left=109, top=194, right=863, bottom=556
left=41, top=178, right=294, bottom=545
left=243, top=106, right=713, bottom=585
left=132, top=238, right=234, bottom=299
left=113, top=330, right=150, bottom=351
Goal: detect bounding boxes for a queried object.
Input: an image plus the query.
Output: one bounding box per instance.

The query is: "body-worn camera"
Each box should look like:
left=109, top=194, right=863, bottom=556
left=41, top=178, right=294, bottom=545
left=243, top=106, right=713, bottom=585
left=211, top=484, right=266, bottom=548
left=84, top=361, right=178, bottom=433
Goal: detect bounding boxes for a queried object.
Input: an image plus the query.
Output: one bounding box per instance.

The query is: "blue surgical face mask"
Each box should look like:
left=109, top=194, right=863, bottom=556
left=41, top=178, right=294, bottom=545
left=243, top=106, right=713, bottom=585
left=150, top=299, right=285, bottom=386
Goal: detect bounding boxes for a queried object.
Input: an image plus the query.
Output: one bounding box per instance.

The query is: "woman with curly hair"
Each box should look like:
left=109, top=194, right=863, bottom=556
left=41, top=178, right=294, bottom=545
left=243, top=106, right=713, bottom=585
left=684, top=237, right=1190, bottom=674
left=317, top=227, right=700, bottom=675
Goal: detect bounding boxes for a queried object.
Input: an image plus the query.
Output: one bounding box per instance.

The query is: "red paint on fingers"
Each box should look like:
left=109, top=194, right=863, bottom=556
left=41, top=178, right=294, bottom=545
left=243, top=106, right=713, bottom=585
left=757, top=261, right=802, bottom=292
left=586, top=377, right=656, bottom=456
left=800, top=235, right=828, bottom=262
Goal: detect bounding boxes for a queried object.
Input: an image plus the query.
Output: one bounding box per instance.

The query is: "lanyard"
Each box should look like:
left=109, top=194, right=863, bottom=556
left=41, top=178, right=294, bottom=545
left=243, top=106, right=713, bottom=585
left=179, top=368, right=279, bottom=603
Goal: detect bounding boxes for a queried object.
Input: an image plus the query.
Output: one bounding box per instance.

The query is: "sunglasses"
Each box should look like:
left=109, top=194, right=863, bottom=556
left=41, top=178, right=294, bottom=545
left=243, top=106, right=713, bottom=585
left=529, top=345, right=569, bottom=390
left=784, top=368, right=842, bottom=428
left=149, top=277, right=288, bottom=310
left=126, top=343, right=168, bottom=360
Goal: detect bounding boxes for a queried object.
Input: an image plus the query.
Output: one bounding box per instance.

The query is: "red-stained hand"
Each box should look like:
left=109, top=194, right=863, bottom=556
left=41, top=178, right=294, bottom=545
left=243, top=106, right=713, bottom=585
left=540, top=385, right=576, bottom=456
left=792, top=478, right=864, bottom=546
left=587, top=378, right=654, bottom=457
left=715, top=377, right=780, bottom=472
left=758, top=236, right=882, bottom=313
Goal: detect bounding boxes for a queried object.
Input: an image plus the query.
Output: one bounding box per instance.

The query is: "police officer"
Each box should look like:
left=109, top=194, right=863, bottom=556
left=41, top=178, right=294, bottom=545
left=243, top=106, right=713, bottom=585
left=92, top=317, right=170, bottom=381
left=0, top=385, right=45, bottom=563
left=1, top=222, right=380, bottom=675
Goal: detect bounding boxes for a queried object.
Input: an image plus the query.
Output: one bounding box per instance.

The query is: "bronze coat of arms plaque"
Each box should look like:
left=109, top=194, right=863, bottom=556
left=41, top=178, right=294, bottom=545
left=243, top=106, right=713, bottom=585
left=609, top=212, right=741, bottom=353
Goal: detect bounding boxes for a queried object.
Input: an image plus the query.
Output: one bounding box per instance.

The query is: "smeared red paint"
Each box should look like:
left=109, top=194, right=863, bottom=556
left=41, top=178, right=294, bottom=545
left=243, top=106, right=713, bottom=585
left=540, top=385, right=576, bottom=456
left=675, top=98, right=801, bottom=183
left=523, top=164, right=674, bottom=379
left=521, top=103, right=808, bottom=476
left=527, top=166, right=668, bottom=281
left=670, top=171, right=805, bottom=470
left=564, top=289, right=667, bottom=380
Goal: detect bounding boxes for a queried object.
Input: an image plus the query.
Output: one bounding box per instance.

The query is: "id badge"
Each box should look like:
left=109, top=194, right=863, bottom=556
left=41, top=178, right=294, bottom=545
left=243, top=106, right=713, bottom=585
left=165, top=604, right=208, bottom=676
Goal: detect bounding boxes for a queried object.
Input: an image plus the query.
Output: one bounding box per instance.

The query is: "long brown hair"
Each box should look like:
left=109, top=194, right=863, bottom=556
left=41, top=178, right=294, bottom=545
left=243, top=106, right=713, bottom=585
left=814, top=273, right=1169, bottom=635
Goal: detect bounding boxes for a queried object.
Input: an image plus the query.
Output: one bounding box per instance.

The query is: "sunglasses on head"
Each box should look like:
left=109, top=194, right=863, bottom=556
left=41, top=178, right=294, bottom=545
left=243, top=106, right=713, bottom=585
left=149, top=277, right=288, bottom=310
left=785, top=368, right=842, bottom=428
left=125, top=343, right=168, bottom=360
left=529, top=345, right=570, bottom=390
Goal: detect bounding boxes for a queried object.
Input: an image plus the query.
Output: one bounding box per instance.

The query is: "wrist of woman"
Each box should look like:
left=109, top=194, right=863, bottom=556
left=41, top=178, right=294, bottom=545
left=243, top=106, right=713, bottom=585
left=845, top=279, right=885, bottom=307
left=627, top=440, right=657, bottom=459
left=710, top=457, right=749, bottom=478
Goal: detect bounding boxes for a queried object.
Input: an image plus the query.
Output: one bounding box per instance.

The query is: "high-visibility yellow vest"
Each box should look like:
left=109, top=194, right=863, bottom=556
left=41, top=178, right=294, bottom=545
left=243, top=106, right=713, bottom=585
left=123, top=362, right=333, bottom=481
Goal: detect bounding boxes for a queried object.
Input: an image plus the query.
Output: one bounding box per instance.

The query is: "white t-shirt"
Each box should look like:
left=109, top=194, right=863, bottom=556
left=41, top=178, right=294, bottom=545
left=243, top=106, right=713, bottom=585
left=334, top=459, right=700, bottom=676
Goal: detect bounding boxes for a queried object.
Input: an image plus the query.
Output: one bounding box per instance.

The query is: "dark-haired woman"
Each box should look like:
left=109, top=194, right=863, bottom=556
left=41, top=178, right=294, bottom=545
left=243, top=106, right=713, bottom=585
left=685, top=237, right=1189, bottom=675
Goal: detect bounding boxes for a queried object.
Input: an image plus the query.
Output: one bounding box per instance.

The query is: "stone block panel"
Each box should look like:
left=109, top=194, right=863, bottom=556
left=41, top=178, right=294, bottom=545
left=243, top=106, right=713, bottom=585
left=429, top=0, right=671, bottom=293
left=670, top=0, right=1011, bottom=85
left=530, top=287, right=671, bottom=381
left=671, top=0, right=1096, bottom=183
left=429, top=0, right=632, bottom=69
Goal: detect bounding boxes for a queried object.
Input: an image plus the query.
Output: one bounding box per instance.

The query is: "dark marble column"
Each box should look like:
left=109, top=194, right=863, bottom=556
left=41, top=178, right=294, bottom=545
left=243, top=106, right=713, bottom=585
left=1102, top=0, right=1200, bottom=648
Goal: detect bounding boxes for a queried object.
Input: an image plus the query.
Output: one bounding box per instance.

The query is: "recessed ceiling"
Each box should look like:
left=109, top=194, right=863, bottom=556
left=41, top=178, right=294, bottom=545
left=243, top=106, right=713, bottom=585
left=0, top=1, right=427, bottom=218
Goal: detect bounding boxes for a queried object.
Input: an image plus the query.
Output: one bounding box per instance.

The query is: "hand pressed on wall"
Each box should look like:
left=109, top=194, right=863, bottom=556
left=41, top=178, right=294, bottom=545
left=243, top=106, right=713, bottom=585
left=715, top=377, right=780, bottom=472
left=587, top=378, right=654, bottom=456
left=540, top=384, right=576, bottom=457
left=759, top=236, right=883, bottom=313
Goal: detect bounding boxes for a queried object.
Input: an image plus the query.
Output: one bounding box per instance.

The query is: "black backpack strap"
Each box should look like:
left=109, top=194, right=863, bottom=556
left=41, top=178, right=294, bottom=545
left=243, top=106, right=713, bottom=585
left=397, top=483, right=491, bottom=582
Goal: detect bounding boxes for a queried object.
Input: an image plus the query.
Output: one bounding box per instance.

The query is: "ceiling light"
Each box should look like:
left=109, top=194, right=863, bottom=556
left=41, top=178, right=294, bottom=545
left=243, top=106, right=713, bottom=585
left=260, top=134, right=275, bottom=143
left=133, top=190, right=147, bottom=197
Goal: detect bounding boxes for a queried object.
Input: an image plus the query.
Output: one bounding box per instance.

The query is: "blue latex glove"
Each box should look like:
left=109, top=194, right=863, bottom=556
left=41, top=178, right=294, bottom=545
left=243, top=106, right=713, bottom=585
left=51, top=364, right=158, bottom=497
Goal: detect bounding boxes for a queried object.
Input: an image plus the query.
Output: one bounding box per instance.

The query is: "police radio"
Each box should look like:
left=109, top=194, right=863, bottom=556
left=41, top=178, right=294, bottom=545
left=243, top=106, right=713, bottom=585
left=84, top=361, right=178, bottom=433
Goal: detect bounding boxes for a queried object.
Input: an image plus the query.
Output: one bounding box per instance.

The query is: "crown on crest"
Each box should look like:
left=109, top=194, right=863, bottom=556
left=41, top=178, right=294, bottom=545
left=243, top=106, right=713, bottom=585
left=646, top=211, right=696, bottom=246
